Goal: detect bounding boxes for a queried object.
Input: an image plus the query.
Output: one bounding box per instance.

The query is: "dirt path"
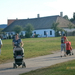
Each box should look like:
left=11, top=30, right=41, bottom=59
left=0, top=49, right=75, bottom=75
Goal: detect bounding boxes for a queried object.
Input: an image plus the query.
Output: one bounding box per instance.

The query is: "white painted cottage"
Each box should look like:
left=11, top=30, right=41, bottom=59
left=2, top=15, right=75, bottom=38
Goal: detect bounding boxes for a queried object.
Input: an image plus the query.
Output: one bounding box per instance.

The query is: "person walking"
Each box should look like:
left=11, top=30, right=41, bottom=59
left=66, top=41, right=73, bottom=55
left=0, top=36, right=3, bottom=55
left=61, top=34, right=68, bottom=57
left=12, top=33, right=24, bottom=53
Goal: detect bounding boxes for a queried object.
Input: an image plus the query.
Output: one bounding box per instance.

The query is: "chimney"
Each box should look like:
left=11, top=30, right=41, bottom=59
left=60, top=12, right=63, bottom=17
left=16, top=18, right=18, bottom=20
left=37, top=14, right=40, bottom=18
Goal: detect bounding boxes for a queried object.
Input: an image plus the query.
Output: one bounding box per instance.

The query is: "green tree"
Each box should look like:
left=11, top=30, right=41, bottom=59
left=73, top=12, right=75, bottom=19
left=13, top=25, right=22, bottom=34
left=51, top=22, right=59, bottom=32
left=70, top=12, right=75, bottom=22
left=0, top=28, right=3, bottom=34
left=51, top=22, right=60, bottom=36
left=57, top=28, right=67, bottom=36
left=24, top=23, right=34, bottom=38
left=70, top=18, right=74, bottom=22
left=67, top=23, right=73, bottom=29
left=63, top=15, right=69, bottom=20
left=73, top=31, right=75, bottom=36
left=0, top=28, right=4, bottom=36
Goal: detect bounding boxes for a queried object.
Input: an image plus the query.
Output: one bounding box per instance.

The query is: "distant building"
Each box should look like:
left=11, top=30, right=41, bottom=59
left=7, top=18, right=19, bottom=26
left=3, top=14, right=75, bottom=37
left=0, top=24, right=7, bottom=29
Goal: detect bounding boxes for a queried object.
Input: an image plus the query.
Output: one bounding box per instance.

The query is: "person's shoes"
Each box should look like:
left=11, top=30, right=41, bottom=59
left=60, top=55, right=62, bottom=57
left=72, top=53, right=74, bottom=55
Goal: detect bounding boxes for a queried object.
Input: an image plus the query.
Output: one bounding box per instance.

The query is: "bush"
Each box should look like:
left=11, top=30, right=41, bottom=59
left=9, top=35, right=12, bottom=39
left=25, top=32, right=32, bottom=38
left=34, top=34, right=39, bottom=38
left=73, top=31, right=75, bottom=36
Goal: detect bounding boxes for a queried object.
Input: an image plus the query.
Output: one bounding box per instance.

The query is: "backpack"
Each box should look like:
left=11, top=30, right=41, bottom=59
left=61, top=37, right=64, bottom=43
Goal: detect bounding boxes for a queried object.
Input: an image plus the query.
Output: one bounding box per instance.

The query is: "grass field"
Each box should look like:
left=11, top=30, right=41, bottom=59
left=20, top=59, right=75, bottom=75
left=0, top=36, right=75, bottom=64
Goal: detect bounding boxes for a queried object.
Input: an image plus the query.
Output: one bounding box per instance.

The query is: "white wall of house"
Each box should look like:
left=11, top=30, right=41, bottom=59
left=4, top=29, right=55, bottom=38
left=32, top=29, right=55, bottom=37
left=63, top=28, right=75, bottom=32
left=5, top=28, right=75, bottom=38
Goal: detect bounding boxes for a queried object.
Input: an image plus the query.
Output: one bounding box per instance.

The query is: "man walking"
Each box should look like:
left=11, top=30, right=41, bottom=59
left=0, top=36, right=3, bottom=55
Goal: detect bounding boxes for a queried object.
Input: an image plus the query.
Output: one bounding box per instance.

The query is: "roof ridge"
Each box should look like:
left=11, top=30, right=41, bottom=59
left=17, top=15, right=60, bottom=21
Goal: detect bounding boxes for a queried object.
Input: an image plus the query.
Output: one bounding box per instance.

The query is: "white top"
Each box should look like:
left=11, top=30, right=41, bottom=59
left=0, top=39, right=2, bottom=45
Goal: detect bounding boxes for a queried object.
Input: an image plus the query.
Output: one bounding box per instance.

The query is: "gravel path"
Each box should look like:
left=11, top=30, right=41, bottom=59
left=0, top=49, right=75, bottom=75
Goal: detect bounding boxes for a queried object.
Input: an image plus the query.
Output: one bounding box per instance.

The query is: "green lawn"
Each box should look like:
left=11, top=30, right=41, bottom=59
left=0, top=36, right=75, bottom=64
left=20, top=59, right=75, bottom=75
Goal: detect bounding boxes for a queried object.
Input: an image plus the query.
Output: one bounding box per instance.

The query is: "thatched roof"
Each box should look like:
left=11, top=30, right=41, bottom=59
left=3, top=15, right=75, bottom=32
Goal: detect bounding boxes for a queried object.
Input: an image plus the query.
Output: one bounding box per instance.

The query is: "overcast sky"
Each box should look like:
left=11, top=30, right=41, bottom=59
left=0, top=0, right=75, bottom=24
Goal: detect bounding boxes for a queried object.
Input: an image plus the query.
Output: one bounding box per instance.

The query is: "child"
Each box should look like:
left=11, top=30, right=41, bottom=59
left=66, top=41, right=73, bottom=55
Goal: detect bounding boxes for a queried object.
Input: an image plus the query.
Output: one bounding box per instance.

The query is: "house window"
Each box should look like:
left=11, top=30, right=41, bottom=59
left=50, top=31, right=52, bottom=35
left=44, top=31, right=46, bottom=35
left=34, top=32, right=36, bottom=35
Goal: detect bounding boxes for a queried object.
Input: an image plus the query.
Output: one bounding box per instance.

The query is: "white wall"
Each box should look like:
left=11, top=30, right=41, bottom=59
left=32, top=29, right=55, bottom=37
left=5, top=29, right=55, bottom=38
left=63, top=28, right=75, bottom=32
